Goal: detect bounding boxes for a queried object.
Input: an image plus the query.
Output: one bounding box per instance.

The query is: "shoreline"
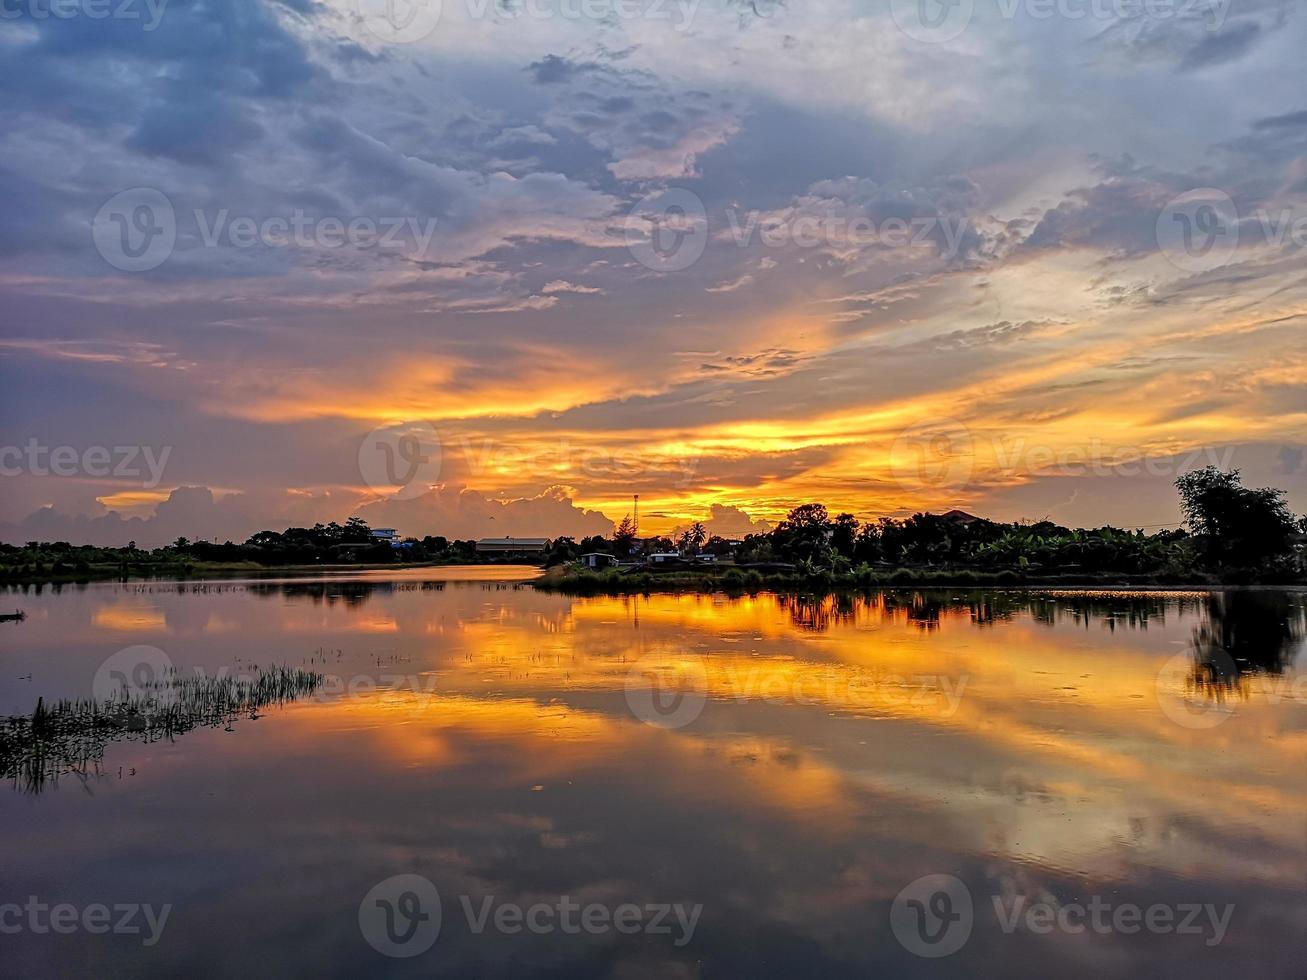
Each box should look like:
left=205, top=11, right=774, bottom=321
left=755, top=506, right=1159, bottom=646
left=3, top=562, right=1302, bottom=593
left=0, top=559, right=535, bottom=587
left=531, top=566, right=1307, bottom=595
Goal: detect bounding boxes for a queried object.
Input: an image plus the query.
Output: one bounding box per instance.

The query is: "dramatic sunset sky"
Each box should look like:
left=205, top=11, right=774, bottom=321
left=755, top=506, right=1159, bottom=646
left=2, top=0, right=1305, bottom=545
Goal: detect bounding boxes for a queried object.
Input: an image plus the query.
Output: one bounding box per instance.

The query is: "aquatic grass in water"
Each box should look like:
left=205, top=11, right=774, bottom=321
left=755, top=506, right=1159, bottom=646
left=0, top=665, right=322, bottom=793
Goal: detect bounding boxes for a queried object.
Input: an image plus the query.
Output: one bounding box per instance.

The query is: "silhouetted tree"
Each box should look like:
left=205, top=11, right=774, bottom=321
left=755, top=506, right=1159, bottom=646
left=544, top=536, right=579, bottom=566
left=613, top=516, right=638, bottom=555
left=772, top=503, right=833, bottom=564
left=1175, top=467, right=1300, bottom=567
left=677, top=522, right=707, bottom=555
left=831, top=513, right=859, bottom=559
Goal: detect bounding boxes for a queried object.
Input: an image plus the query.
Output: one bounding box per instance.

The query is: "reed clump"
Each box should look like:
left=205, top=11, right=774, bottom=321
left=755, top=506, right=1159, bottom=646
left=0, top=666, right=322, bottom=793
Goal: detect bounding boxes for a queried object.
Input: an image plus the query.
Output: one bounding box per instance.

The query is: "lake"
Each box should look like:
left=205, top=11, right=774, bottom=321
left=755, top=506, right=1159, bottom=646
left=1, top=572, right=1303, bottom=977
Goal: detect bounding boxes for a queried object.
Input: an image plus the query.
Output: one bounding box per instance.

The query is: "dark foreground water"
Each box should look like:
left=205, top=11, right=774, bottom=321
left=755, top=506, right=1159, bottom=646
left=1, top=573, right=1304, bottom=978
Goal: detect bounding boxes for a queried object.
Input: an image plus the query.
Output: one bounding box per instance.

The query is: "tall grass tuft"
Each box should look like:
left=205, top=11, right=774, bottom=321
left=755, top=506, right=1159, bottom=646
left=0, top=665, right=322, bottom=794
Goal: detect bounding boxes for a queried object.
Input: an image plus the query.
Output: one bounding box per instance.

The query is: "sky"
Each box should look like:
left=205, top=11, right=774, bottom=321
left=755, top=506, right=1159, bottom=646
left=1, top=0, right=1305, bottom=546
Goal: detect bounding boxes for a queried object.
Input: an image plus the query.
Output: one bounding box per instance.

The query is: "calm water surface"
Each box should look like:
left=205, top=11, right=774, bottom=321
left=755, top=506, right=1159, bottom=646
left=1, top=572, right=1304, bottom=977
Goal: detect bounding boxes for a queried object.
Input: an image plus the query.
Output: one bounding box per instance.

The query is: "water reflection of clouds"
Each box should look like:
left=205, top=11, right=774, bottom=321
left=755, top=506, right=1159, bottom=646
left=1, top=585, right=1303, bottom=975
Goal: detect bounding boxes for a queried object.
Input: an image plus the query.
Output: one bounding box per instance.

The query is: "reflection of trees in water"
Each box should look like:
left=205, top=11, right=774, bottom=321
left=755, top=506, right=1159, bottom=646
left=251, top=581, right=401, bottom=606
left=776, top=593, right=859, bottom=632
left=764, top=589, right=1305, bottom=640
left=878, top=590, right=1200, bottom=632
left=3, top=578, right=533, bottom=608
left=879, top=591, right=945, bottom=630
left=1030, top=593, right=1202, bottom=631
left=1187, top=591, right=1304, bottom=698
left=246, top=580, right=533, bottom=607
left=0, top=667, right=321, bottom=794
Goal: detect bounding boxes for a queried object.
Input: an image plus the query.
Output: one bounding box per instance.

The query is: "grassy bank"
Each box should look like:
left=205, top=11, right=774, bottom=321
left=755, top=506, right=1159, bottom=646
left=0, top=559, right=466, bottom=586
left=532, top=564, right=1303, bottom=595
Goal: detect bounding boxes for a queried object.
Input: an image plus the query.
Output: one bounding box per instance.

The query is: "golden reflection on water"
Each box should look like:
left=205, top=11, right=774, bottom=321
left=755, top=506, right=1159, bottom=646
left=3, top=582, right=1305, bottom=975
left=129, top=586, right=1297, bottom=893
left=8, top=586, right=1307, bottom=878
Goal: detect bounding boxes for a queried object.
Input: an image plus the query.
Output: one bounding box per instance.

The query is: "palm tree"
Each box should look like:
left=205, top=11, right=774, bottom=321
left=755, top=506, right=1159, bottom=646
left=678, top=522, right=707, bottom=555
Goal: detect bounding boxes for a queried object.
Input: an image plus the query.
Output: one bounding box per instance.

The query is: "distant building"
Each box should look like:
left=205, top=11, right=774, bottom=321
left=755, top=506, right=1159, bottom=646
left=476, top=537, right=548, bottom=554
left=369, top=528, right=413, bottom=551
left=580, top=552, right=618, bottom=569
left=647, top=553, right=682, bottom=564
